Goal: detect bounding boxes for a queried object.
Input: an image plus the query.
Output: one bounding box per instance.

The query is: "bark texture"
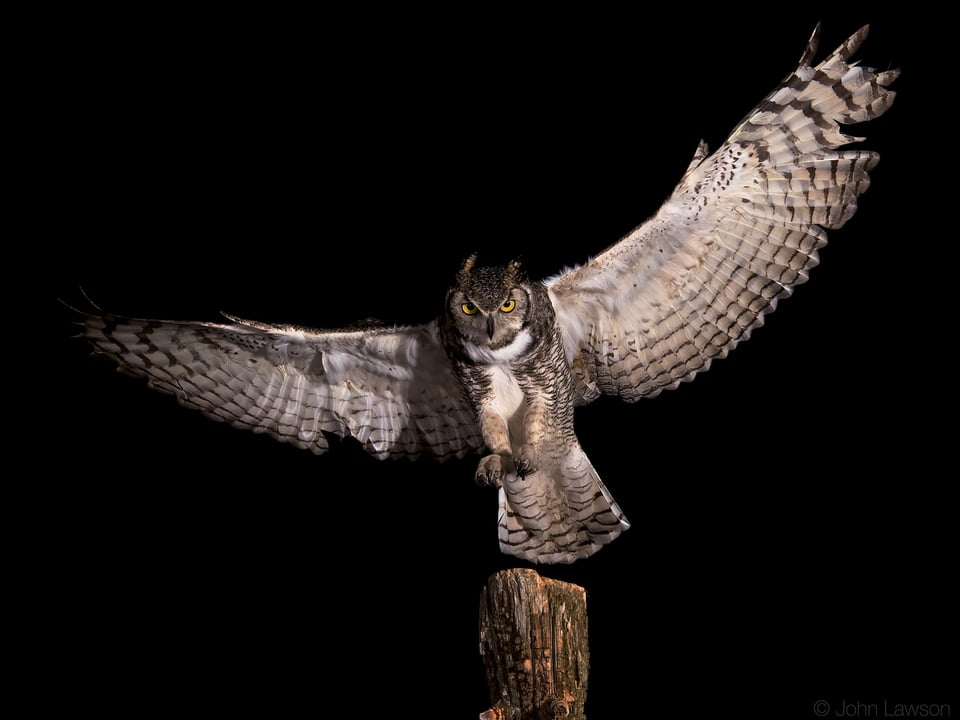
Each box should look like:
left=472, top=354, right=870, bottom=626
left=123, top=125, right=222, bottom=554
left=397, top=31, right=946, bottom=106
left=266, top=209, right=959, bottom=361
left=479, top=568, right=588, bottom=720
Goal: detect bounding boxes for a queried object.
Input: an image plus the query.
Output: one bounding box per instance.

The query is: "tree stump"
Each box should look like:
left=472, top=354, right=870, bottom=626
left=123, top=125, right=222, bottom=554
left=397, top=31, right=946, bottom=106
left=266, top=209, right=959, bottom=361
left=478, top=568, right=589, bottom=720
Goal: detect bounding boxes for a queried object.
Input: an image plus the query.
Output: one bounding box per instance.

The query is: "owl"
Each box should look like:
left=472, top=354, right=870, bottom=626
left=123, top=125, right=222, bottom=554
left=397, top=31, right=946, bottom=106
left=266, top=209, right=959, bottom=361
left=77, top=25, right=896, bottom=564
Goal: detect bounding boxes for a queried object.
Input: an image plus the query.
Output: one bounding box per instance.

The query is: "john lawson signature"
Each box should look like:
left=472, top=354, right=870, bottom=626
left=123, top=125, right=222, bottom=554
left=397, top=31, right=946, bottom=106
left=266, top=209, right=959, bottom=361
left=813, top=700, right=951, bottom=718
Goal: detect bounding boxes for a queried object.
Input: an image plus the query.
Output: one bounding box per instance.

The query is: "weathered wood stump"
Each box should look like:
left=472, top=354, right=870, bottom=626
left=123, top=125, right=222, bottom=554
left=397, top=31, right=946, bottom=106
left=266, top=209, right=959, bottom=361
left=479, top=568, right=589, bottom=720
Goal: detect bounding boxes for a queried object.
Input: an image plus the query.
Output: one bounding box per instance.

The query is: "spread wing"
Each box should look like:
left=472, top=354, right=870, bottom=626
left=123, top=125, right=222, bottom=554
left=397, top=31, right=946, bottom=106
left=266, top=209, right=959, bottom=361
left=81, top=311, right=484, bottom=460
left=547, top=25, right=898, bottom=402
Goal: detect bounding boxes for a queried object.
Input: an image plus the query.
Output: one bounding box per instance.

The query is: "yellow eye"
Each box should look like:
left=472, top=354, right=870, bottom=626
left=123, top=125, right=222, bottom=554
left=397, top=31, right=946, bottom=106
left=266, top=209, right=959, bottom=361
left=461, top=302, right=478, bottom=315
left=500, top=299, right=516, bottom=313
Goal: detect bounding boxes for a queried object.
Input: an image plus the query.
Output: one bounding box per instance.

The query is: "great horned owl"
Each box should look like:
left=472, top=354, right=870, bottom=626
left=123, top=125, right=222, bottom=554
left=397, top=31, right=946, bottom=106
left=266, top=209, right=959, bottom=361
left=76, top=25, right=896, bottom=564
left=439, top=256, right=630, bottom=561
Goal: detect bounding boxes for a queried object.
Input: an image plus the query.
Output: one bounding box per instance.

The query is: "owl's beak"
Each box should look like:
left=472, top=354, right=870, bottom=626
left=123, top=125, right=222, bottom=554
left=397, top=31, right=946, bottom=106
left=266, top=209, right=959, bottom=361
left=487, top=316, right=496, bottom=340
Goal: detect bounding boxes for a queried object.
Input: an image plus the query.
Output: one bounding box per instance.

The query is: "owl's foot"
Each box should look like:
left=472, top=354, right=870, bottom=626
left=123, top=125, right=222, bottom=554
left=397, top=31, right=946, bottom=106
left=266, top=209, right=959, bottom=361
left=475, top=453, right=513, bottom=487
left=514, top=444, right=539, bottom=478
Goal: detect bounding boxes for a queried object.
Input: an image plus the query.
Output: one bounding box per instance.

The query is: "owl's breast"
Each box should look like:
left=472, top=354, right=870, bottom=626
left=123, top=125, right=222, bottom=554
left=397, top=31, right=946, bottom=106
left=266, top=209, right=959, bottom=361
left=485, top=365, right=525, bottom=420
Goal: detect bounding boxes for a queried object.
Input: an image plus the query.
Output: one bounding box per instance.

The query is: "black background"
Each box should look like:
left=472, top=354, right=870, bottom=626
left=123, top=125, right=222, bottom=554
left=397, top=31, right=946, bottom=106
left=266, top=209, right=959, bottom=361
left=32, top=7, right=953, bottom=718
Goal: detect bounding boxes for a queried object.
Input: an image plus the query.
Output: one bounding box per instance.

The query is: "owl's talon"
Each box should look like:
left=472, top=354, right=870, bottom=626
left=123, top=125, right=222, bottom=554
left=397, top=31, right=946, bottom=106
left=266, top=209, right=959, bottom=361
left=476, top=454, right=506, bottom=487
left=514, top=445, right=539, bottom=477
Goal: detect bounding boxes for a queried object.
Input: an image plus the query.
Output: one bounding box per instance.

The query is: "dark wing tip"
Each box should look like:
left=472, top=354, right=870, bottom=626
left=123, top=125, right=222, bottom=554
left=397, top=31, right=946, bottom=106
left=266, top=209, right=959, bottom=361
left=798, top=22, right=822, bottom=66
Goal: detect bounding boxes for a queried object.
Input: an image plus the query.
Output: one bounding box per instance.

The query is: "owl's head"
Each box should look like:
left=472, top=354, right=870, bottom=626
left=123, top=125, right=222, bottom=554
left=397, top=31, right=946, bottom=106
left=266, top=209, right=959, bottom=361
left=445, top=254, right=533, bottom=351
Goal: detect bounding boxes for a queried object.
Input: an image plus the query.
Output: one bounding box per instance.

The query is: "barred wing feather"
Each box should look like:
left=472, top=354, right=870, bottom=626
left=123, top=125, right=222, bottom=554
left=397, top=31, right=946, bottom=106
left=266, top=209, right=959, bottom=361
left=83, top=313, right=484, bottom=460
left=547, top=25, right=898, bottom=403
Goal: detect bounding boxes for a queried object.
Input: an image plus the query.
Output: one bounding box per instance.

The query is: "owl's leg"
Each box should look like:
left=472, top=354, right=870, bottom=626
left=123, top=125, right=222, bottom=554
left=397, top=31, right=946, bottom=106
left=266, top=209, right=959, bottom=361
left=514, top=396, right=549, bottom=477
left=475, top=406, right=515, bottom=487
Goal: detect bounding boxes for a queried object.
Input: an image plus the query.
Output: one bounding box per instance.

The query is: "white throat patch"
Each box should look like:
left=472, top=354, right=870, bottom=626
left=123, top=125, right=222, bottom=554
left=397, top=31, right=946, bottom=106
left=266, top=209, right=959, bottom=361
left=464, top=328, right=533, bottom=365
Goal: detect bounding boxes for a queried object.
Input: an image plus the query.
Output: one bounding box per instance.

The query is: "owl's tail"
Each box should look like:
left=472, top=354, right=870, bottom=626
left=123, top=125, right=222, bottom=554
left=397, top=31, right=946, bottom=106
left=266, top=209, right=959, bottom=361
left=497, top=444, right=630, bottom=564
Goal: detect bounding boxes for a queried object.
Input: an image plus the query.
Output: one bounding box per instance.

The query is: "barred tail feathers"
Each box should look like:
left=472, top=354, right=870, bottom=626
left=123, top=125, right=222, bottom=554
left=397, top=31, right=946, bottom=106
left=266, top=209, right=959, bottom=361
left=497, top=444, right=629, bottom=564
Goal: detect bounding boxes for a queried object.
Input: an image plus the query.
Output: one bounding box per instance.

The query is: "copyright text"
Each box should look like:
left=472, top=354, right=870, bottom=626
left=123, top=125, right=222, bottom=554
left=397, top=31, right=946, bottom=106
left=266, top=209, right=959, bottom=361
left=813, top=700, right=951, bottom=718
